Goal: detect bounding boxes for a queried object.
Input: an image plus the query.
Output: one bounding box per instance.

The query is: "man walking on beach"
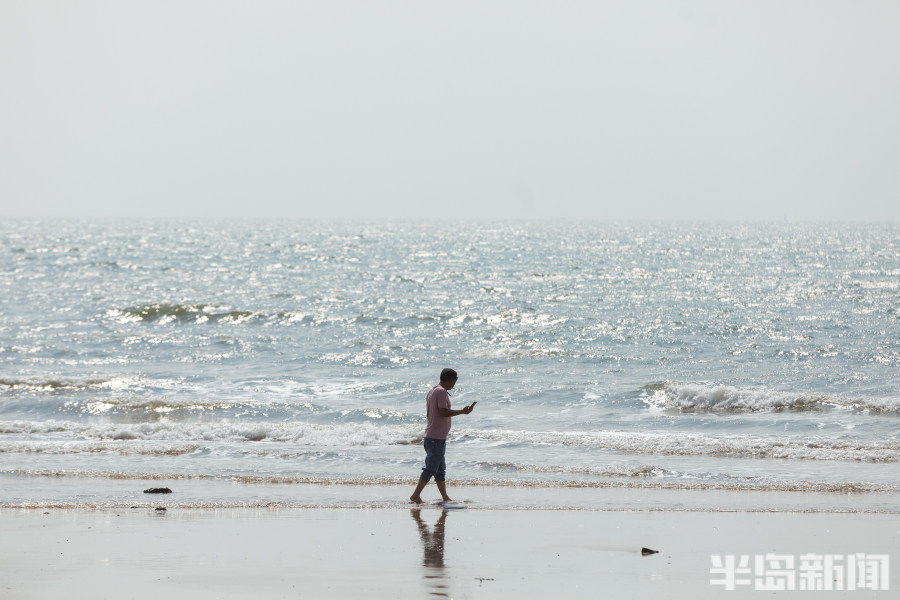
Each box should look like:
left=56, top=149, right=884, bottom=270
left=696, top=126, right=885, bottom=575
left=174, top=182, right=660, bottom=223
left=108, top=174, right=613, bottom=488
left=410, top=368, right=476, bottom=504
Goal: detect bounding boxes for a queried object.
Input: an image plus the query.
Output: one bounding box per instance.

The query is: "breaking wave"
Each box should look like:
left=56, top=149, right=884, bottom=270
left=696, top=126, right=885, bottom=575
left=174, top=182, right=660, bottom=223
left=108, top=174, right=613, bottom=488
left=641, top=383, right=899, bottom=414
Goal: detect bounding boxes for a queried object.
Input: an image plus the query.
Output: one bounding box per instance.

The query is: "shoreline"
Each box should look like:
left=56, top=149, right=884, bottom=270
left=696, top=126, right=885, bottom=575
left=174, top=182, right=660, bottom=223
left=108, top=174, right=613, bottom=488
left=4, top=505, right=899, bottom=514
left=3, top=471, right=897, bottom=513
left=5, top=467, right=897, bottom=494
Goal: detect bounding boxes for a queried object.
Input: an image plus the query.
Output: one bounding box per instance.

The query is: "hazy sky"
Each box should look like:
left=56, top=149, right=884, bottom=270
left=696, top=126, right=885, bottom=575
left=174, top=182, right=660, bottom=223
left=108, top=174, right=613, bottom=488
left=2, top=1, right=898, bottom=220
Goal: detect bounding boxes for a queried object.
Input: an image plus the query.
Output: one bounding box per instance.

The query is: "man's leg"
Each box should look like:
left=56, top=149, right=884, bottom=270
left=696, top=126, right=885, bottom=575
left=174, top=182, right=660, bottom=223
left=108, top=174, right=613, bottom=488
left=435, top=445, right=450, bottom=502
left=435, top=480, right=451, bottom=502
left=410, top=475, right=428, bottom=504
left=411, top=438, right=436, bottom=503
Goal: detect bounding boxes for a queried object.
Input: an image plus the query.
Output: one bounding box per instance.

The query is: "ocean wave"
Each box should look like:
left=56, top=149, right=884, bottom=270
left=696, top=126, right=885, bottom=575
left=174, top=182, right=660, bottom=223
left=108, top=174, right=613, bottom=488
left=0, top=419, right=423, bottom=446
left=107, top=304, right=426, bottom=328
left=0, top=441, right=201, bottom=456
left=108, top=304, right=265, bottom=324
left=1, top=420, right=896, bottom=462
left=476, top=461, right=676, bottom=478
left=455, top=428, right=899, bottom=463
left=641, top=383, right=899, bottom=414
left=0, top=376, right=137, bottom=391
left=105, top=303, right=571, bottom=333
left=59, top=399, right=416, bottom=424
left=67, top=397, right=324, bottom=416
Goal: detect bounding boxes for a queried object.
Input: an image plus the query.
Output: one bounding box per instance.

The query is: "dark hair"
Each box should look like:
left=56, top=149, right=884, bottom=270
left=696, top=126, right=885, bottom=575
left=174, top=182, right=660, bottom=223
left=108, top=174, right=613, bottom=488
left=440, top=368, right=458, bottom=383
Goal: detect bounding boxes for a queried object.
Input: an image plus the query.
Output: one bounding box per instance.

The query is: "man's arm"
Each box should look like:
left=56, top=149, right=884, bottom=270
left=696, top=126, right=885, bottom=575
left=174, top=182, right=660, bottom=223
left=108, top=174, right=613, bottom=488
left=437, top=407, right=465, bottom=417
left=437, top=402, right=475, bottom=418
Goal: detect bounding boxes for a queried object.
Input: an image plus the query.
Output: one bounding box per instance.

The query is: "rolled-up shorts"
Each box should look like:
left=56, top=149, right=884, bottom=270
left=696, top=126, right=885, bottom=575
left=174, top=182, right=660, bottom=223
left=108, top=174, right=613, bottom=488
left=421, top=437, right=446, bottom=482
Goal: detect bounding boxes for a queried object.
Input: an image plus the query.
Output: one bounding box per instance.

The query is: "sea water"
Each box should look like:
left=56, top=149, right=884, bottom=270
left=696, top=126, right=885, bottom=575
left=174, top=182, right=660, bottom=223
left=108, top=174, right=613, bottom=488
left=0, top=220, right=897, bottom=507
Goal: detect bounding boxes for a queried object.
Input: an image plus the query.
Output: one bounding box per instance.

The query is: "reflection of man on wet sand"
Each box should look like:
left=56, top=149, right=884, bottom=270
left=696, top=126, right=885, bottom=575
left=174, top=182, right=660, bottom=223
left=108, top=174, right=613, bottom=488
left=411, top=508, right=447, bottom=567
left=411, top=509, right=449, bottom=598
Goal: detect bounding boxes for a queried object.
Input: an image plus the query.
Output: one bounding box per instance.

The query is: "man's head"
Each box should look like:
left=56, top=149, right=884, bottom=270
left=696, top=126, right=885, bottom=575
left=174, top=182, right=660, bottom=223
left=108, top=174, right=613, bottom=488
left=440, top=368, right=458, bottom=390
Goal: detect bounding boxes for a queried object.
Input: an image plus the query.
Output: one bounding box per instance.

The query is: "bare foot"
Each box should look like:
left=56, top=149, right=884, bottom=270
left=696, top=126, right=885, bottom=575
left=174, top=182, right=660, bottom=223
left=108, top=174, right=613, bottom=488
left=409, top=495, right=424, bottom=504
left=441, top=497, right=452, bottom=503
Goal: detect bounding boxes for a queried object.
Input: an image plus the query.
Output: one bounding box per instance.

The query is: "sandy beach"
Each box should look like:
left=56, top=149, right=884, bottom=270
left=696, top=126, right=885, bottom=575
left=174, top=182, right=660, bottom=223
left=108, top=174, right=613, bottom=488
left=2, top=504, right=896, bottom=599
left=3, top=471, right=897, bottom=597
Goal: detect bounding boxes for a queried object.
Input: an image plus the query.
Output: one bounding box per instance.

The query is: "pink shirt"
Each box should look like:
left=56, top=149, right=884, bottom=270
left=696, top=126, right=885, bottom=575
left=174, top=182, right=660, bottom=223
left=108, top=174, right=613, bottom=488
left=424, top=385, right=452, bottom=439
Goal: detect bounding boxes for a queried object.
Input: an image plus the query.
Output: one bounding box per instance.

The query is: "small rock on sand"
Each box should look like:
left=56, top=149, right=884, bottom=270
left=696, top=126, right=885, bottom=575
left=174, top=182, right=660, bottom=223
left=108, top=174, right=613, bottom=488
left=641, top=547, right=659, bottom=556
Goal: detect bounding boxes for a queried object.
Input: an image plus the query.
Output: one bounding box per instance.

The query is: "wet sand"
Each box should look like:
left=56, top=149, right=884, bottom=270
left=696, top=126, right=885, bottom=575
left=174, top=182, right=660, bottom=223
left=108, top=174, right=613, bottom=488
left=2, top=506, right=897, bottom=599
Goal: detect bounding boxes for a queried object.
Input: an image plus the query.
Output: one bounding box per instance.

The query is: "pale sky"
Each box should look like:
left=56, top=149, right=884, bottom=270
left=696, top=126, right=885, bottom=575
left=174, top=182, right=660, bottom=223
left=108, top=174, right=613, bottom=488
left=2, top=1, right=898, bottom=220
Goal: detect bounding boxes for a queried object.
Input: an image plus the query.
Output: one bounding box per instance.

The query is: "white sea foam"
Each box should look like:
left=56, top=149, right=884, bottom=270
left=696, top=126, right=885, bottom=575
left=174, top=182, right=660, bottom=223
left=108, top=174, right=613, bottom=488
left=643, top=383, right=899, bottom=414
left=456, top=428, right=900, bottom=463
left=1, top=420, right=896, bottom=462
